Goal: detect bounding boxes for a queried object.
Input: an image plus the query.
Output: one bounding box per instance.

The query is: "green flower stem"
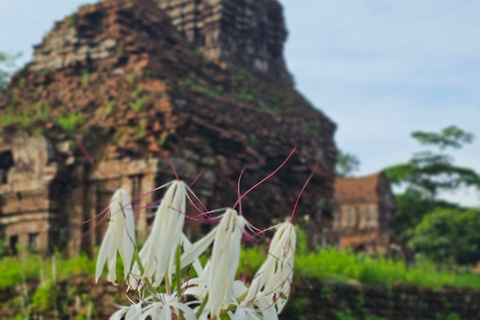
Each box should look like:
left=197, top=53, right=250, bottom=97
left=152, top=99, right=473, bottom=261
left=133, top=247, right=156, bottom=294
left=196, top=293, right=209, bottom=318
left=176, top=244, right=184, bottom=320
left=176, top=245, right=182, bottom=299
left=209, top=290, right=248, bottom=320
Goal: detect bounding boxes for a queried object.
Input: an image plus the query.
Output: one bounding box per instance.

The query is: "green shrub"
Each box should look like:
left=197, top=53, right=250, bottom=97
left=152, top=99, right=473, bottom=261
left=32, top=279, right=56, bottom=312
left=58, top=113, right=84, bottom=133
left=184, top=77, right=222, bottom=98
left=130, top=95, right=150, bottom=112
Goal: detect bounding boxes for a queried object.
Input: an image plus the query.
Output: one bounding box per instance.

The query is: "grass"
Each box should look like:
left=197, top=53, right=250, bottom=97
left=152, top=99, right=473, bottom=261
left=2, top=232, right=480, bottom=294
left=238, top=229, right=480, bottom=291
left=0, top=252, right=95, bottom=292
left=294, top=248, right=480, bottom=290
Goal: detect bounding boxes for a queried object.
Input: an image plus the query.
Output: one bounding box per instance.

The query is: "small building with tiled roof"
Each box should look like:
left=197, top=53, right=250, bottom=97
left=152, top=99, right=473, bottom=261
left=333, top=171, right=396, bottom=253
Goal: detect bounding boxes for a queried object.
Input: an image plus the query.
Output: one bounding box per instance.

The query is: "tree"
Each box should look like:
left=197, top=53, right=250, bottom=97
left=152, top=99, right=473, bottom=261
left=385, top=126, right=480, bottom=200
left=385, top=126, right=480, bottom=242
left=336, top=150, right=360, bottom=177
left=0, top=52, right=21, bottom=92
left=409, top=207, right=480, bottom=265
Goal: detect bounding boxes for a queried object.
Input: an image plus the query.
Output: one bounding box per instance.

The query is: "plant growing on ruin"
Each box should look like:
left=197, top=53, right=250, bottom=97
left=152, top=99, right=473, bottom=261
left=95, top=151, right=305, bottom=320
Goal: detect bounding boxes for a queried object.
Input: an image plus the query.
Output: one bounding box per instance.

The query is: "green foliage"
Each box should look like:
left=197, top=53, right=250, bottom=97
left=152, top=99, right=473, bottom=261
left=191, top=48, right=203, bottom=58
left=385, top=125, right=480, bottom=250
left=410, top=208, right=480, bottom=265
left=436, top=313, right=463, bottom=320
left=131, top=95, right=150, bottom=112
left=184, top=77, right=222, bottom=98
left=135, top=125, right=146, bottom=138
left=82, top=68, right=89, bottom=88
left=231, top=69, right=256, bottom=103
left=106, top=101, right=116, bottom=114
left=334, top=309, right=356, bottom=320
left=394, top=188, right=435, bottom=241
left=0, top=113, right=15, bottom=126
left=0, top=52, right=21, bottom=92
left=249, top=134, right=258, bottom=149
left=237, top=228, right=480, bottom=290
left=126, top=73, right=137, bottom=84
left=385, top=152, right=480, bottom=198
left=129, top=85, right=151, bottom=112
left=291, top=297, right=309, bottom=313
left=295, top=247, right=480, bottom=289
left=302, top=122, right=319, bottom=136
left=0, top=102, right=50, bottom=130
left=58, top=112, right=84, bottom=133
left=0, top=252, right=95, bottom=292
left=385, top=126, right=480, bottom=199
left=68, top=13, right=78, bottom=26
left=412, top=126, right=474, bottom=150
left=336, top=150, right=361, bottom=177
left=158, top=135, right=168, bottom=147
left=32, top=280, right=57, bottom=312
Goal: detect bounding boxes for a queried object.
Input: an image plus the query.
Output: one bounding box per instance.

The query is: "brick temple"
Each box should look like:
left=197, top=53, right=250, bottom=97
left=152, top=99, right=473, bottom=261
left=0, top=0, right=338, bottom=254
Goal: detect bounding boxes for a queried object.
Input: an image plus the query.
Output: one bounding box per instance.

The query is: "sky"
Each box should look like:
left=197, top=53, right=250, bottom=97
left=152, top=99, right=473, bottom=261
left=0, top=0, right=479, bottom=206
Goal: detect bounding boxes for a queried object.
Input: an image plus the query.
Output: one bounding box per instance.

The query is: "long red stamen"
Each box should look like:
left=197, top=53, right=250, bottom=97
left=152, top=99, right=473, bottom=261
left=233, top=147, right=297, bottom=209
left=290, top=162, right=320, bottom=222
left=237, top=169, right=245, bottom=215
left=154, top=143, right=179, bottom=181
left=77, top=138, right=120, bottom=189
left=190, top=169, right=204, bottom=188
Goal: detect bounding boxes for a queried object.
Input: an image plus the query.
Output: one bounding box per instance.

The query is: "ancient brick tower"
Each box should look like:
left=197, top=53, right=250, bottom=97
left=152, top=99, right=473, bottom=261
left=155, top=0, right=292, bottom=83
left=0, top=0, right=337, bottom=254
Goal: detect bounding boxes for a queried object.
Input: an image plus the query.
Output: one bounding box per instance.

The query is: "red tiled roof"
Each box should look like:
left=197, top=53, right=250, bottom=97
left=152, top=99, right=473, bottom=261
left=334, top=172, right=384, bottom=204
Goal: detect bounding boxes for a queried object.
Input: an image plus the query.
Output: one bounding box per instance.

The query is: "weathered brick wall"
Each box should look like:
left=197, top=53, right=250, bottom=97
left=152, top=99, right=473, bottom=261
left=281, top=280, right=480, bottom=320
left=155, top=0, right=292, bottom=83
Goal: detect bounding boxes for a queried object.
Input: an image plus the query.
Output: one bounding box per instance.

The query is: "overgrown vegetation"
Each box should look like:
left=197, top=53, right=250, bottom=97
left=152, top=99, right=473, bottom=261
left=385, top=126, right=480, bottom=264
left=130, top=84, right=151, bottom=112
left=58, top=112, right=84, bottom=133
left=1, top=227, right=479, bottom=318
left=238, top=229, right=480, bottom=290
left=230, top=68, right=256, bottom=103
left=184, top=76, right=223, bottom=98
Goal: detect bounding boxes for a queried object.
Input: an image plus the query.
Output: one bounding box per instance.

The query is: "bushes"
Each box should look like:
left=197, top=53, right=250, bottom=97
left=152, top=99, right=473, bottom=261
left=0, top=252, right=95, bottom=292
left=238, top=229, right=480, bottom=290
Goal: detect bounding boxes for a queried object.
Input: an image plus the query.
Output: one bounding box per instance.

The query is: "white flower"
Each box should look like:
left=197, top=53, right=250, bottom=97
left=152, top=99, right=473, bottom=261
left=96, top=188, right=136, bottom=284
left=110, top=302, right=142, bottom=320
left=139, top=293, right=196, bottom=320
left=227, top=281, right=279, bottom=320
left=207, top=209, right=248, bottom=316
left=245, top=221, right=296, bottom=314
left=180, top=209, right=249, bottom=317
left=129, top=180, right=187, bottom=289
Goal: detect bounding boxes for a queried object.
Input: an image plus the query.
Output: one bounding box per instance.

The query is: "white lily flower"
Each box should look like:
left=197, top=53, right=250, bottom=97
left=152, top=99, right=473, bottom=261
left=129, top=180, right=187, bottom=289
left=110, top=302, right=142, bottom=320
left=227, top=281, right=278, bottom=320
left=207, top=209, right=248, bottom=317
left=96, top=188, right=136, bottom=284
left=245, top=221, right=296, bottom=314
left=139, top=293, right=196, bottom=320
left=180, top=209, right=249, bottom=317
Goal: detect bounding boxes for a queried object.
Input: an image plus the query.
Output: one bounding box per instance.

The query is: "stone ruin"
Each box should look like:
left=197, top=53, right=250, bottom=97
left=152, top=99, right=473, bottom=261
left=0, top=0, right=338, bottom=255
left=333, top=172, right=398, bottom=254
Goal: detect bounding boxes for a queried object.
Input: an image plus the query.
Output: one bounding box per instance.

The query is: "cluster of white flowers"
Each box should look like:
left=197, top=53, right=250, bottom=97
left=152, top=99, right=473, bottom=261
left=96, top=179, right=297, bottom=320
